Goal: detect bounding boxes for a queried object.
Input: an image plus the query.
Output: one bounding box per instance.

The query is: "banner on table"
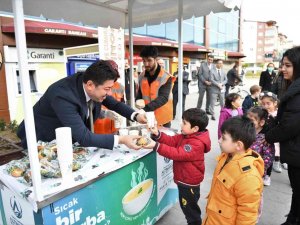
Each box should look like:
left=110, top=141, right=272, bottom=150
left=42, top=152, right=178, bottom=225
left=0, top=185, right=35, bottom=225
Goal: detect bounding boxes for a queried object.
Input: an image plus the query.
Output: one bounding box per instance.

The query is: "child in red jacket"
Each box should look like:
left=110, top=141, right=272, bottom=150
left=144, top=108, right=211, bottom=225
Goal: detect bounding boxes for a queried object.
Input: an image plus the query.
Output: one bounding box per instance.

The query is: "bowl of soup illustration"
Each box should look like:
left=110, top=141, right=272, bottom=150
left=122, top=178, right=154, bottom=215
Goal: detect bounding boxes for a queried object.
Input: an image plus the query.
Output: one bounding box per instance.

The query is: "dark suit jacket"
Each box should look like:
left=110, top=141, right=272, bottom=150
left=172, top=70, right=190, bottom=95
left=226, top=67, right=241, bottom=86
left=17, top=73, right=135, bottom=149
left=259, top=70, right=276, bottom=91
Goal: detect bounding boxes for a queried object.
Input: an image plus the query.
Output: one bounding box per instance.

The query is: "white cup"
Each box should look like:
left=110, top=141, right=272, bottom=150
left=55, top=127, right=73, bottom=187
left=129, top=129, right=139, bottom=136
left=141, top=128, right=148, bottom=137
left=119, top=128, right=129, bottom=136
left=146, top=111, right=155, bottom=128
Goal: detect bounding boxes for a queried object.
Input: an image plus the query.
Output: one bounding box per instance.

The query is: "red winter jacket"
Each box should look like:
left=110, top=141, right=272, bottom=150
left=153, top=130, right=211, bottom=186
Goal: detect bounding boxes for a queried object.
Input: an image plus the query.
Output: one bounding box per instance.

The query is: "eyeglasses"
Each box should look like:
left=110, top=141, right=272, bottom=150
left=259, top=91, right=277, bottom=99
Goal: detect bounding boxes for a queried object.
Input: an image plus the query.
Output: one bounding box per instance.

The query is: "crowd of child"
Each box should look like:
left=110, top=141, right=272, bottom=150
left=142, top=46, right=300, bottom=225
left=143, top=90, right=291, bottom=225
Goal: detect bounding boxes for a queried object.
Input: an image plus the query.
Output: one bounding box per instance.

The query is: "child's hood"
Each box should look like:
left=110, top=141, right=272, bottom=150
left=220, top=107, right=232, bottom=115
left=220, top=107, right=243, bottom=116
left=194, top=130, right=211, bottom=153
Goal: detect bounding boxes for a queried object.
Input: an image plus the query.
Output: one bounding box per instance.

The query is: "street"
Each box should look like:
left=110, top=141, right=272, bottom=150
left=156, top=77, right=292, bottom=225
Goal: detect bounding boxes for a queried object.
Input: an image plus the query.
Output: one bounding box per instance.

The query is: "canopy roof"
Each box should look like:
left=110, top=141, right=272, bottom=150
left=0, top=0, right=241, bottom=28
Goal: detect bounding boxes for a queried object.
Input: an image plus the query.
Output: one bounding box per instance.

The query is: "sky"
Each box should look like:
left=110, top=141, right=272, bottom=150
left=241, top=0, right=300, bottom=45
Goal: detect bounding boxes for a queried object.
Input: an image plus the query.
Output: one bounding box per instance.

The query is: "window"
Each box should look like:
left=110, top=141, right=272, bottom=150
left=218, top=18, right=226, bottom=33
left=265, top=29, right=275, bottom=37
left=16, top=70, right=37, bottom=94
left=210, top=31, right=218, bottom=48
left=218, top=33, right=226, bottom=49
left=209, top=10, right=240, bottom=51
left=194, top=17, right=204, bottom=45
left=183, top=18, right=194, bottom=43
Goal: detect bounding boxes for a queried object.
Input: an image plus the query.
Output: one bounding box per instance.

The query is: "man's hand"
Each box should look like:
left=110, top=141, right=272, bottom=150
left=136, top=113, right=147, bottom=124
left=142, top=138, right=156, bottom=149
left=119, top=135, right=141, bottom=150
left=218, top=84, right=223, bottom=89
left=205, top=81, right=212, bottom=86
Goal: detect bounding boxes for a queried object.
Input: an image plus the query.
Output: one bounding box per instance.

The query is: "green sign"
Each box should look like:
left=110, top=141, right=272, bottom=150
left=41, top=152, right=178, bottom=225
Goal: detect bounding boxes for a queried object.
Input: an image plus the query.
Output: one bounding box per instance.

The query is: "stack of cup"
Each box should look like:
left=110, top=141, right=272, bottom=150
left=146, top=111, right=155, bottom=128
left=141, top=128, right=148, bottom=137
left=119, top=128, right=129, bottom=136
left=129, top=129, right=139, bottom=136
left=55, top=127, right=74, bottom=188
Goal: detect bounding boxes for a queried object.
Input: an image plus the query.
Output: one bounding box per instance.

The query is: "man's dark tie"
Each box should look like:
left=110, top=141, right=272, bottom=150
left=218, top=70, right=221, bottom=76
left=87, top=100, right=94, bottom=133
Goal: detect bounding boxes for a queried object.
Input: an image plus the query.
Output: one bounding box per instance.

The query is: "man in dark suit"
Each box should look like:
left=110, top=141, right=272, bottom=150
left=197, top=55, right=215, bottom=114
left=17, top=60, right=147, bottom=150
left=172, top=66, right=190, bottom=119
left=209, top=59, right=227, bottom=120
left=225, top=61, right=241, bottom=96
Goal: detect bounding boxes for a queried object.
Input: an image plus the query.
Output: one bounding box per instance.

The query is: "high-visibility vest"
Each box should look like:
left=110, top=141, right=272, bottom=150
left=94, top=82, right=125, bottom=134
left=111, top=82, right=125, bottom=102
left=139, top=69, right=173, bottom=126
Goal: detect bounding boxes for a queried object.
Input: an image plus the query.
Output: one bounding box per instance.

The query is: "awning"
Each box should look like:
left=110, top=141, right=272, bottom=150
left=0, top=0, right=241, bottom=28
left=227, top=51, right=246, bottom=58
left=1, top=19, right=98, bottom=38
left=125, top=34, right=209, bottom=52
left=183, top=43, right=210, bottom=52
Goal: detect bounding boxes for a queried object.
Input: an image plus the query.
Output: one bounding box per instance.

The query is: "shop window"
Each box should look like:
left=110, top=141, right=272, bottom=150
left=16, top=70, right=37, bottom=94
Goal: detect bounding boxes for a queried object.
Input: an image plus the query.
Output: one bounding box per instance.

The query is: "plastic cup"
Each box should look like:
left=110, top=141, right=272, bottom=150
left=129, top=129, right=139, bottom=136
left=141, top=128, right=148, bottom=137
left=55, top=127, right=73, bottom=187
left=146, top=111, right=155, bottom=128
left=119, top=128, right=129, bottom=136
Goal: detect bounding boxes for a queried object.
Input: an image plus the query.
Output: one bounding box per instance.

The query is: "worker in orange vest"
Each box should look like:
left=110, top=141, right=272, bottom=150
left=94, top=68, right=125, bottom=134
left=136, top=46, right=173, bottom=127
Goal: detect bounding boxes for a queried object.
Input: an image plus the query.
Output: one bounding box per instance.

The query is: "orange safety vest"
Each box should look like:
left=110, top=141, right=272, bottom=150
left=111, top=82, right=125, bottom=102
left=94, top=82, right=125, bottom=134
left=139, top=69, right=173, bottom=126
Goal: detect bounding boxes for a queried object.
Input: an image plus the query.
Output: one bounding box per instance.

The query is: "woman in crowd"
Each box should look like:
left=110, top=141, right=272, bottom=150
left=266, top=46, right=300, bottom=225
left=259, top=62, right=276, bottom=91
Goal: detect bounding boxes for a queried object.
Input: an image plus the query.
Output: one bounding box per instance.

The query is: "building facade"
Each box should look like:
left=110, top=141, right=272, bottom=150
left=242, top=20, right=293, bottom=68
left=131, top=10, right=243, bottom=74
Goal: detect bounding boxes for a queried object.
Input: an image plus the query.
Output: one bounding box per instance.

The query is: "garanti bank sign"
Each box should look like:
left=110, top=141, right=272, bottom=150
left=4, top=46, right=64, bottom=63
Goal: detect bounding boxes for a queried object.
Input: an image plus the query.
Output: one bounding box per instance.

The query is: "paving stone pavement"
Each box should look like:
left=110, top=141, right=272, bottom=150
left=155, top=77, right=292, bottom=225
